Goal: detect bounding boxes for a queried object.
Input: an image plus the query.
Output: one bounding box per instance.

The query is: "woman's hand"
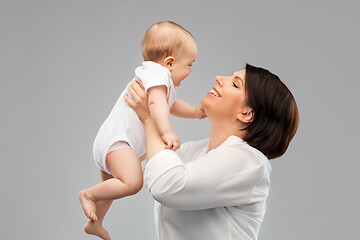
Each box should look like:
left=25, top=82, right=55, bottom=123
left=125, top=78, right=167, bottom=161
left=124, top=78, right=150, bottom=122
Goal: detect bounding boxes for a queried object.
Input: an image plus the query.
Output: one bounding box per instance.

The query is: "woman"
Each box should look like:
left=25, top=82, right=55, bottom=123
left=125, top=63, right=299, bottom=240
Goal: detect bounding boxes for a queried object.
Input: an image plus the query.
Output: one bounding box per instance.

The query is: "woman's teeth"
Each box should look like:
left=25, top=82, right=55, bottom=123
left=211, top=89, right=220, bottom=97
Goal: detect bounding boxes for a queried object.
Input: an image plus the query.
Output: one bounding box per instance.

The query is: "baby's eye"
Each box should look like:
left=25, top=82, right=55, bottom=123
left=189, top=64, right=193, bottom=67
left=232, top=82, right=239, bottom=88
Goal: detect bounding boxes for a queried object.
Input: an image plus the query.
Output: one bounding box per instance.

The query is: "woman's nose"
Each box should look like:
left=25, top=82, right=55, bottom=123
left=215, top=76, right=224, bottom=86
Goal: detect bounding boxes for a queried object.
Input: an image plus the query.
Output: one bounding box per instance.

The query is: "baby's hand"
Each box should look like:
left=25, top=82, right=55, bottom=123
left=194, top=107, right=207, bottom=119
left=161, top=132, right=180, bottom=150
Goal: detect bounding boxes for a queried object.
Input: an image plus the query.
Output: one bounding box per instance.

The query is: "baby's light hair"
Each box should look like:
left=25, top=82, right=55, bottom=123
left=141, top=21, right=194, bottom=62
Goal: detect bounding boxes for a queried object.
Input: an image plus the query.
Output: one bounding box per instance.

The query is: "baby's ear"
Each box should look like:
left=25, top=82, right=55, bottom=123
left=164, top=56, right=175, bottom=71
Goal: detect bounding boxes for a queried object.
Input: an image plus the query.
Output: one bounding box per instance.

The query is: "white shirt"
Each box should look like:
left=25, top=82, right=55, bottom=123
left=144, top=136, right=272, bottom=240
left=93, top=61, right=176, bottom=174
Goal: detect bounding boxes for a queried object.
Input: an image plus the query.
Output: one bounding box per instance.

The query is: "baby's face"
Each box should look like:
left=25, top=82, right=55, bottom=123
left=171, top=37, right=197, bottom=87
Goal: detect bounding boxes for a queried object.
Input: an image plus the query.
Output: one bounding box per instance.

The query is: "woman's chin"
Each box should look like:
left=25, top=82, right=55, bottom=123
left=200, top=97, right=211, bottom=112
left=201, top=93, right=215, bottom=103
left=200, top=97, right=207, bottom=108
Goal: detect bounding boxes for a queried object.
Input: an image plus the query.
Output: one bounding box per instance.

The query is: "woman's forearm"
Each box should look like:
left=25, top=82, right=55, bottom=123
left=145, top=146, right=266, bottom=211
left=144, top=117, right=167, bottom=162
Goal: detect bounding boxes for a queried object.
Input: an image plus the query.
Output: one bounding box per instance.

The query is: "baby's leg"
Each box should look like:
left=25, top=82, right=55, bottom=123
left=107, top=147, right=144, bottom=196
left=83, top=171, right=113, bottom=240
left=91, top=147, right=143, bottom=200
left=79, top=147, right=143, bottom=219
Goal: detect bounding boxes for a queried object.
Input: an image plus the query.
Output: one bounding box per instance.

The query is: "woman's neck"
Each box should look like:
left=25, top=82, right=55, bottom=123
left=207, top=122, right=246, bottom=152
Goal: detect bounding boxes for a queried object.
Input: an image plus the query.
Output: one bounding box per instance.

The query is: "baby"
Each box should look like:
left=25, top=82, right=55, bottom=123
left=79, top=21, right=206, bottom=240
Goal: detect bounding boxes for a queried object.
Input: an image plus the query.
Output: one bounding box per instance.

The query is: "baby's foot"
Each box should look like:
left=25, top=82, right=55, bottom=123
left=79, top=190, right=98, bottom=221
left=84, top=220, right=111, bottom=240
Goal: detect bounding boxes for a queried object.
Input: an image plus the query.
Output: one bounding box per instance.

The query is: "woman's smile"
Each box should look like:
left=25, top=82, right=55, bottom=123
left=210, top=87, right=221, bottom=97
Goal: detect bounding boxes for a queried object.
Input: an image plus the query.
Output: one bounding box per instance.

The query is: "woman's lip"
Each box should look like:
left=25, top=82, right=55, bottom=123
left=213, top=87, right=221, bottom=97
left=208, top=91, right=219, bottom=98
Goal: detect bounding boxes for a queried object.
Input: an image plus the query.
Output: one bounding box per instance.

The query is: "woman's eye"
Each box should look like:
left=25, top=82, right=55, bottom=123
left=232, top=82, right=239, bottom=88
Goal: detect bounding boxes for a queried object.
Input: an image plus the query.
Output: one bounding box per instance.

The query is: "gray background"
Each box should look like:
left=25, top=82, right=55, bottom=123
left=1, top=0, right=359, bottom=239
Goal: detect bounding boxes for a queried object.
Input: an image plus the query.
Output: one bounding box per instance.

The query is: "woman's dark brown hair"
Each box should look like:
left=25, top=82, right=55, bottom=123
left=242, top=64, right=299, bottom=159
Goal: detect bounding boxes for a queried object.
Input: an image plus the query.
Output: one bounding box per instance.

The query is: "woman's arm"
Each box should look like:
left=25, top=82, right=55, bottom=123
left=125, top=80, right=267, bottom=210
left=124, top=79, right=168, bottom=161
left=144, top=147, right=267, bottom=210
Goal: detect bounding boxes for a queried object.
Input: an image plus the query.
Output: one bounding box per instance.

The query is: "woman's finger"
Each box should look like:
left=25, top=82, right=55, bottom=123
left=124, top=93, right=136, bottom=107
left=127, top=84, right=142, bottom=103
left=134, top=77, right=145, bottom=90
left=135, top=77, right=145, bottom=89
left=130, top=79, right=147, bottom=100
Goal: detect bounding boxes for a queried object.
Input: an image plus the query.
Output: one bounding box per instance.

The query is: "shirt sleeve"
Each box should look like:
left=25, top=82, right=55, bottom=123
left=174, top=140, right=201, bottom=163
left=144, top=147, right=266, bottom=211
left=136, top=67, right=170, bottom=94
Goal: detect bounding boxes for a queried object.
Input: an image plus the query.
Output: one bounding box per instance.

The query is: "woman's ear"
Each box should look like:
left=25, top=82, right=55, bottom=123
left=164, top=56, right=175, bottom=71
left=237, top=108, right=254, bottom=123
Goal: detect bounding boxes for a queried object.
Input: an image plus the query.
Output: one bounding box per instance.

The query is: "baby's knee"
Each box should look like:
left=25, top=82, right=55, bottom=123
left=124, top=177, right=143, bottom=196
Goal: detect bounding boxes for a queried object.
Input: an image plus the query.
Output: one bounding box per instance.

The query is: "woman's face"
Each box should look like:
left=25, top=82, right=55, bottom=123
left=201, top=69, right=250, bottom=122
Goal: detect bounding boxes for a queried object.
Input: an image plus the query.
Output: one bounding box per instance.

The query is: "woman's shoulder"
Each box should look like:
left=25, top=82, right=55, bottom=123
left=215, top=135, right=271, bottom=171
left=176, top=138, right=209, bottom=163
left=181, top=138, right=209, bottom=148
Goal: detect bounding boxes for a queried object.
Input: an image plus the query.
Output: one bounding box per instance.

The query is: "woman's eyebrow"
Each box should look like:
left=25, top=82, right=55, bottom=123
left=235, top=75, right=243, bottom=81
left=234, top=75, right=244, bottom=86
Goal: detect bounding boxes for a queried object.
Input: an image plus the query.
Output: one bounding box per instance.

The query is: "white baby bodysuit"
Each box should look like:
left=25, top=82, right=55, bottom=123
left=93, top=61, right=176, bottom=174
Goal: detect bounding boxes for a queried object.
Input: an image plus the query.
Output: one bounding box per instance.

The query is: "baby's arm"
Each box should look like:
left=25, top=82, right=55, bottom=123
left=170, top=99, right=207, bottom=119
left=147, top=85, right=180, bottom=150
